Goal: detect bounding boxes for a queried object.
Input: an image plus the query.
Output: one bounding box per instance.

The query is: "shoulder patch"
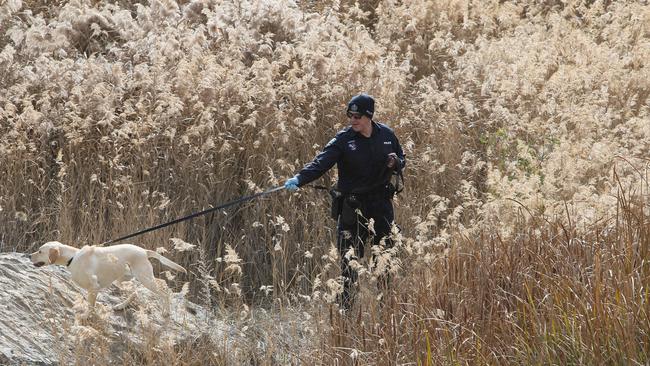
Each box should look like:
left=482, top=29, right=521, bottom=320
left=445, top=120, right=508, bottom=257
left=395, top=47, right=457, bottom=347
left=375, top=122, right=393, bottom=133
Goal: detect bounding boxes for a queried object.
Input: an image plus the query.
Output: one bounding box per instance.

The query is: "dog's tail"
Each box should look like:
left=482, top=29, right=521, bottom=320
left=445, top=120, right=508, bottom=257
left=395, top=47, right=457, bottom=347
left=146, top=250, right=187, bottom=273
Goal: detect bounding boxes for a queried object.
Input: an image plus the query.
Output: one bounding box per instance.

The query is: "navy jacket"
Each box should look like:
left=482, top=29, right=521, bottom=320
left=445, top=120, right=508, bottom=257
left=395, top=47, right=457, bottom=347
left=295, top=122, right=405, bottom=194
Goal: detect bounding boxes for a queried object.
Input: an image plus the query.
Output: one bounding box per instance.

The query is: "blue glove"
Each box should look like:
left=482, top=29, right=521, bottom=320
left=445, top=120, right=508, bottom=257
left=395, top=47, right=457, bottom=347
left=284, top=177, right=299, bottom=191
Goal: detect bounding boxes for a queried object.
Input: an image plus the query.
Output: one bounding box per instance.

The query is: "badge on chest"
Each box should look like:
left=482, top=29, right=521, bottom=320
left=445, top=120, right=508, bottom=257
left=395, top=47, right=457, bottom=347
left=347, top=140, right=357, bottom=151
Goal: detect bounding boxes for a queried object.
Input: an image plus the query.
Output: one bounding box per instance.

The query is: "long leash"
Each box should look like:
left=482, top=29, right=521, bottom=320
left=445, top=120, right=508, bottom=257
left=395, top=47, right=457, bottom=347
left=102, top=186, right=285, bottom=245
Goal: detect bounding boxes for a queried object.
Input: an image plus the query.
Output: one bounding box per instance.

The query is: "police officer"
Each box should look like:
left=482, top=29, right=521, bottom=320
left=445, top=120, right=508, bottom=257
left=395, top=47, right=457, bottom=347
left=284, top=93, right=406, bottom=309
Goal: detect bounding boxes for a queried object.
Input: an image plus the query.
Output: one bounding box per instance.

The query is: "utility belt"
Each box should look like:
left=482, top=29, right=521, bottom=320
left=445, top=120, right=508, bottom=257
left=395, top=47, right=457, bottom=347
left=329, top=183, right=397, bottom=223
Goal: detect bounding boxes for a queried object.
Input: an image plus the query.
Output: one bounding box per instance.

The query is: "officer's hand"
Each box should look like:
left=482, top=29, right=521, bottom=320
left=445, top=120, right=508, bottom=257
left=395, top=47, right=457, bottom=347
left=387, top=153, right=398, bottom=169
left=284, top=177, right=299, bottom=191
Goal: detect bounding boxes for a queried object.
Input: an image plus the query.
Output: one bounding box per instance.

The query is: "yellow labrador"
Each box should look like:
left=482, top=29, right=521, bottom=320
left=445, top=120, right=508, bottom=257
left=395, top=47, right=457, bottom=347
left=30, top=241, right=186, bottom=315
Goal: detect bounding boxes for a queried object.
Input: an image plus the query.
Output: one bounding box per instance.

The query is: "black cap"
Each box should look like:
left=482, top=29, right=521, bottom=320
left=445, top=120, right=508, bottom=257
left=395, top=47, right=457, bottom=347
left=347, top=94, right=374, bottom=118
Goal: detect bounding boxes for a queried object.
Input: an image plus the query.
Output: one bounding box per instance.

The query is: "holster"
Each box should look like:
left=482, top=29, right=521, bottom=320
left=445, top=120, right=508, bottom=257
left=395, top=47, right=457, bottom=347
left=340, top=195, right=361, bottom=226
left=329, top=188, right=344, bottom=220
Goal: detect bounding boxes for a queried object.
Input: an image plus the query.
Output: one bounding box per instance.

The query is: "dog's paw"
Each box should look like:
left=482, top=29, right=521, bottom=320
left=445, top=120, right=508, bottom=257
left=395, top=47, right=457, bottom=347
left=113, top=292, right=138, bottom=311
left=75, top=308, right=98, bottom=324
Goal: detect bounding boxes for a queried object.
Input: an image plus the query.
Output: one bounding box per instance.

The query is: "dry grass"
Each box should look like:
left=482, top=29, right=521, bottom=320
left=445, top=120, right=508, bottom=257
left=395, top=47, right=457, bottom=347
left=322, top=189, right=649, bottom=364
left=1, top=0, right=649, bottom=364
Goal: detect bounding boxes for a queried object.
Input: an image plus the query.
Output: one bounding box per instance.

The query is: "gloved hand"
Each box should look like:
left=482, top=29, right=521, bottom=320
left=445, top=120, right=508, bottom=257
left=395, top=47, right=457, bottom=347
left=387, top=153, right=398, bottom=169
left=284, top=177, right=299, bottom=191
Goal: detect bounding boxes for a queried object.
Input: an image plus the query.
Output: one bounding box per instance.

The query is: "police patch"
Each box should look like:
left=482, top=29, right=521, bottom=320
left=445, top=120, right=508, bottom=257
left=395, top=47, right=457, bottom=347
left=347, top=140, right=357, bottom=151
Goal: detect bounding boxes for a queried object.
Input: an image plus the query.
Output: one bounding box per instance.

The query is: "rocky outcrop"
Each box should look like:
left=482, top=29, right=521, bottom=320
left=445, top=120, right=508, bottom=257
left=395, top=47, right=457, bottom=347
left=0, top=253, right=234, bottom=365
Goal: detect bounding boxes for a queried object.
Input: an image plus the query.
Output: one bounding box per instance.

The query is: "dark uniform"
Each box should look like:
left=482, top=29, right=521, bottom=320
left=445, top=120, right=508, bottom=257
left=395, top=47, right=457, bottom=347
left=293, top=121, right=406, bottom=308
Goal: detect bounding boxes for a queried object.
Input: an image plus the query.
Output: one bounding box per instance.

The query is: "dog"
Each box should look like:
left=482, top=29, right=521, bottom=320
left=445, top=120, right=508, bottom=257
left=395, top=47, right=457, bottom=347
left=30, top=241, right=186, bottom=315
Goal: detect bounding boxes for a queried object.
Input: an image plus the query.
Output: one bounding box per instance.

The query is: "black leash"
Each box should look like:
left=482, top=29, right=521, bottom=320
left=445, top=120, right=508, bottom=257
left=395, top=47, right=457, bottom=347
left=102, top=186, right=285, bottom=245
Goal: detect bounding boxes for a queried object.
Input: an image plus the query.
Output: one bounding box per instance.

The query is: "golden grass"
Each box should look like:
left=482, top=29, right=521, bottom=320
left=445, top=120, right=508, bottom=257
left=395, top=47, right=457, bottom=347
left=1, top=0, right=649, bottom=364
left=321, top=189, right=649, bottom=364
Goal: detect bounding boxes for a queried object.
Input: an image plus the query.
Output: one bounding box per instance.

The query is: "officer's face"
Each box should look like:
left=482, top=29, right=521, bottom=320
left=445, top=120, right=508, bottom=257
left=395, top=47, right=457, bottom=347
left=348, top=113, right=371, bottom=135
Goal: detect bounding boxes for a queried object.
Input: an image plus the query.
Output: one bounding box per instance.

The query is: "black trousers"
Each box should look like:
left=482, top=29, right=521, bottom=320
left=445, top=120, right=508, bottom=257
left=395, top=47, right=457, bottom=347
left=337, top=195, right=394, bottom=308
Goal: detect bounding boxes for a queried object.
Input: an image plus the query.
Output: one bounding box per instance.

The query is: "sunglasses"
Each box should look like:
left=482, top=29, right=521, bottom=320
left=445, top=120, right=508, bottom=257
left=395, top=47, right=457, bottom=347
left=347, top=112, right=363, bottom=119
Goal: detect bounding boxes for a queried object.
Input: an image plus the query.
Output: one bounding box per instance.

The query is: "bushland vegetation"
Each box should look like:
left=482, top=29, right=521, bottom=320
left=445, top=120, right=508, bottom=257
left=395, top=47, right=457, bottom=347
left=1, top=0, right=648, bottom=364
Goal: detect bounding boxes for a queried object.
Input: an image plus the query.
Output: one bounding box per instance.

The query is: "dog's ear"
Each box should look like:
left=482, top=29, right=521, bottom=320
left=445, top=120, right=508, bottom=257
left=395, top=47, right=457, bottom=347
left=48, top=247, right=60, bottom=264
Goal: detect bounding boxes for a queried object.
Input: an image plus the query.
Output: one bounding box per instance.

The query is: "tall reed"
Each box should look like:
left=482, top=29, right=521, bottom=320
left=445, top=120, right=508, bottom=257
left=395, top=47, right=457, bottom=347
left=1, top=0, right=648, bottom=363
